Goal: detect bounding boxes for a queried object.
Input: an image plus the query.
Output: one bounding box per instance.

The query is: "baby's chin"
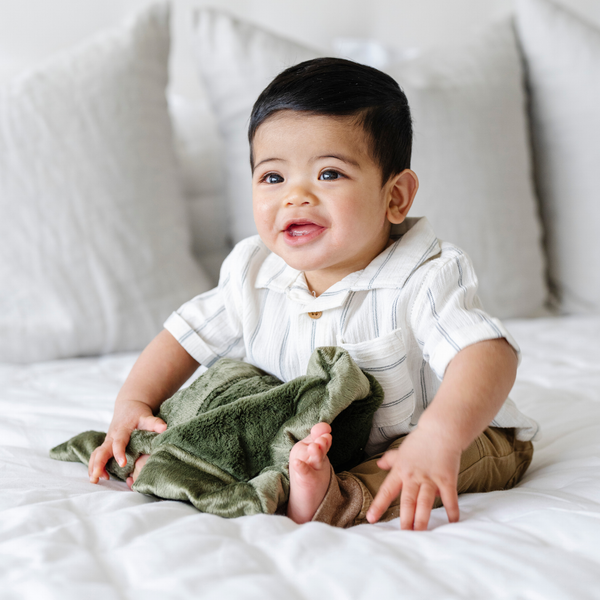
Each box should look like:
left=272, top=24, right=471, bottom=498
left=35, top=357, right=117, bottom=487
left=262, top=233, right=367, bottom=277
left=275, top=253, right=323, bottom=273
left=258, top=237, right=319, bottom=270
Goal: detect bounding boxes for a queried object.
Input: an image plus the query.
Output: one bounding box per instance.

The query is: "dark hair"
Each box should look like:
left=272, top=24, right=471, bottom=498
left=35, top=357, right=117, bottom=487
left=248, top=57, right=412, bottom=185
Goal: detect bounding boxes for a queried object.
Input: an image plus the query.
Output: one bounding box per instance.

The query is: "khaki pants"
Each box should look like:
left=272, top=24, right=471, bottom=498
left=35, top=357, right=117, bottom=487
left=311, top=427, right=534, bottom=528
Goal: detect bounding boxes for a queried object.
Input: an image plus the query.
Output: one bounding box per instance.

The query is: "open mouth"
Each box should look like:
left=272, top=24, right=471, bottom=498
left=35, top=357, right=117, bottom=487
left=283, top=220, right=326, bottom=244
left=286, top=223, right=323, bottom=237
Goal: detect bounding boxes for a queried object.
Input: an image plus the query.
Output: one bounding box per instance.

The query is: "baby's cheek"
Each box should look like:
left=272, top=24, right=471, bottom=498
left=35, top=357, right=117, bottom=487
left=252, top=205, right=267, bottom=227
left=253, top=215, right=273, bottom=241
left=253, top=216, right=279, bottom=253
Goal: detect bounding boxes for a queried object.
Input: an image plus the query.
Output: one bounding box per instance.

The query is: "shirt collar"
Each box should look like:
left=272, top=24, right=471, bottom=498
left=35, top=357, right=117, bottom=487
left=350, top=217, right=440, bottom=291
left=254, top=251, right=301, bottom=293
left=254, top=217, right=440, bottom=306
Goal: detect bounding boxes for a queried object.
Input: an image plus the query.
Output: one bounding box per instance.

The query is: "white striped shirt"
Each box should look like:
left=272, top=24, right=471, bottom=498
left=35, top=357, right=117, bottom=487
left=165, top=217, right=539, bottom=455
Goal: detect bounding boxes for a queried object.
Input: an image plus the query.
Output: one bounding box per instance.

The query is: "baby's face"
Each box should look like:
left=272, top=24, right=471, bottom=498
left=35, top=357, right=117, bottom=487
left=251, top=112, right=402, bottom=293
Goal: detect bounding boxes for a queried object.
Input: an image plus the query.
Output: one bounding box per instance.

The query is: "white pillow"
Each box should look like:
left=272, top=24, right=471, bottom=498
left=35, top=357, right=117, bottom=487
left=192, top=9, right=547, bottom=319
left=387, top=20, right=547, bottom=320
left=515, top=0, right=600, bottom=315
left=0, top=3, right=212, bottom=363
left=168, top=93, right=230, bottom=283
left=192, top=9, right=319, bottom=246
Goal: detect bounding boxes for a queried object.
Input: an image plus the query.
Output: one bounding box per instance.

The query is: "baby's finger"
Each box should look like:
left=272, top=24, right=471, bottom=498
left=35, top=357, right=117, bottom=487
left=152, top=417, right=167, bottom=433
left=89, top=444, right=112, bottom=483
left=399, top=482, right=420, bottom=530
left=366, top=469, right=402, bottom=523
left=88, top=448, right=96, bottom=478
left=438, top=482, right=460, bottom=524
left=88, top=446, right=106, bottom=478
left=413, top=482, right=437, bottom=531
left=138, top=415, right=167, bottom=433
left=376, top=449, right=398, bottom=471
left=112, top=433, right=130, bottom=468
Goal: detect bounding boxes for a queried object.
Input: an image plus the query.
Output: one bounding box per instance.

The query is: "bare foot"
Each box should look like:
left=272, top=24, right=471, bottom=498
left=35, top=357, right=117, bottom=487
left=126, top=454, right=150, bottom=489
left=287, top=423, right=333, bottom=524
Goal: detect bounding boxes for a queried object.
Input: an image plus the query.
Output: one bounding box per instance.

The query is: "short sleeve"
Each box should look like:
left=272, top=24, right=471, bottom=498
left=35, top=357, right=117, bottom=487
left=410, top=248, right=521, bottom=380
left=163, top=246, right=245, bottom=367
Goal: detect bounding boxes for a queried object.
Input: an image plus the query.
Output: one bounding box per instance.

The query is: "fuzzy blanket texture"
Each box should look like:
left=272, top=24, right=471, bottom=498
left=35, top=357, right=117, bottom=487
left=50, top=347, right=383, bottom=517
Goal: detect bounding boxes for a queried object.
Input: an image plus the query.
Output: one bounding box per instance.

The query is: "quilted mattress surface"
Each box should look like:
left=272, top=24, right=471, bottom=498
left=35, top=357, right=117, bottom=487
left=1, top=315, right=599, bottom=599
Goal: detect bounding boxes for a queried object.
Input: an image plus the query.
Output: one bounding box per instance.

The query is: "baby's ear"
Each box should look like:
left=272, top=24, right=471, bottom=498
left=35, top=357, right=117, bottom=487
left=386, top=169, right=419, bottom=224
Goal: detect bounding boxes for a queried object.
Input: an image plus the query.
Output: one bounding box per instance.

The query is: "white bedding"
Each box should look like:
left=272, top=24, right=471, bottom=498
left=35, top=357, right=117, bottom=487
left=1, top=315, right=599, bottom=599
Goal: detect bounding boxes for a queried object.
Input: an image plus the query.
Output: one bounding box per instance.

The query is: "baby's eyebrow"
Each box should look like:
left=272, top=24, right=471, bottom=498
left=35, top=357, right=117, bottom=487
left=315, top=154, right=360, bottom=168
left=253, top=157, right=285, bottom=172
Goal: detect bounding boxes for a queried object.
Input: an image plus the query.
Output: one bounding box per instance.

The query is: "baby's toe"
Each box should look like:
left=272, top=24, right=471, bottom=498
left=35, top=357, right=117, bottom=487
left=306, top=438, right=330, bottom=467
left=310, top=422, right=332, bottom=439
left=290, top=439, right=311, bottom=464
left=291, top=457, right=312, bottom=477
left=315, top=432, right=333, bottom=453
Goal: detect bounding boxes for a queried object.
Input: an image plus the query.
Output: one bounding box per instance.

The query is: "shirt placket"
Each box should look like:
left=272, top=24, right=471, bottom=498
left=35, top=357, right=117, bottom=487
left=295, top=308, right=317, bottom=372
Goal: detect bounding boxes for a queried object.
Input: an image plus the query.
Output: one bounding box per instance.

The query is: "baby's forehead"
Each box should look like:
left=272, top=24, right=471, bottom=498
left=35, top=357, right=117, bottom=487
left=255, top=111, right=372, bottom=150
left=260, top=109, right=363, bottom=129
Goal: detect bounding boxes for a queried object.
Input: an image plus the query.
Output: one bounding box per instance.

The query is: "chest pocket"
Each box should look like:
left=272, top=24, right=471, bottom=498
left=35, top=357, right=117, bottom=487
left=338, top=329, right=415, bottom=428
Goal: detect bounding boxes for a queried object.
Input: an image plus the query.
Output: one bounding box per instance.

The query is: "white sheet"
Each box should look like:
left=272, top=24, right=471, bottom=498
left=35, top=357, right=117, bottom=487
left=1, top=315, right=599, bottom=599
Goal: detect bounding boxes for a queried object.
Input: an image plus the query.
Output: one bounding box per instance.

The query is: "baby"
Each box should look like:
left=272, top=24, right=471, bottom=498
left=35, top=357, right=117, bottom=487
left=89, top=57, right=538, bottom=530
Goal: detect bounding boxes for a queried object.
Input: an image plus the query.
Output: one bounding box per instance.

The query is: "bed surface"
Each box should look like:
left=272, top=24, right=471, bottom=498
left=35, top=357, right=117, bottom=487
left=1, top=315, right=600, bottom=599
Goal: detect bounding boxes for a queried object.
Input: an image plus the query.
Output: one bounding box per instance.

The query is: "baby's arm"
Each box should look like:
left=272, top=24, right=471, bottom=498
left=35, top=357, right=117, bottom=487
left=88, top=329, right=199, bottom=483
left=366, top=337, right=518, bottom=530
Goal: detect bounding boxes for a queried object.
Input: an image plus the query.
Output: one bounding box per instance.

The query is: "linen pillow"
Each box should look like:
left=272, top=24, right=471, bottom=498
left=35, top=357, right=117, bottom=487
left=192, top=9, right=319, bottom=247
left=192, top=9, right=547, bottom=319
left=515, top=0, right=600, bottom=314
left=0, top=3, right=211, bottom=363
left=386, top=19, right=547, bottom=320
left=168, top=93, right=230, bottom=283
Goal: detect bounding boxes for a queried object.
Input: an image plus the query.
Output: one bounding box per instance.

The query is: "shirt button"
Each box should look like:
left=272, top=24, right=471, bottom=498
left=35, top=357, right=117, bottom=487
left=308, top=311, right=322, bottom=319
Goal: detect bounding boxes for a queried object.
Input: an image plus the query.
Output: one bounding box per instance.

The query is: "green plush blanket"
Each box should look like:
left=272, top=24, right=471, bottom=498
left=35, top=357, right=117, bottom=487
left=50, top=347, right=383, bottom=517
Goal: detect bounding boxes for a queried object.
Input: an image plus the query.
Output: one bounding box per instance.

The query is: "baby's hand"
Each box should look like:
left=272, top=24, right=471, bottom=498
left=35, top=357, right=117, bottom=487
left=88, top=399, right=167, bottom=484
left=366, top=424, right=462, bottom=530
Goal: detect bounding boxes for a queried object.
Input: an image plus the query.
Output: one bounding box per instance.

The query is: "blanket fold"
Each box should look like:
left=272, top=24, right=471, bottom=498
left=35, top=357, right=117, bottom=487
left=50, top=347, right=383, bottom=517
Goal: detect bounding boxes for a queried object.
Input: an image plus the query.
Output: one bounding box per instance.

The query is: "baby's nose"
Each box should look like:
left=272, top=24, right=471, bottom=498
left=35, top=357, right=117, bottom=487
left=284, top=186, right=317, bottom=206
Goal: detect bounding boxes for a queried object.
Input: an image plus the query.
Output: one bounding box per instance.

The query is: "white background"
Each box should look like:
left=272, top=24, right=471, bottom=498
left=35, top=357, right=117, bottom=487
left=1, top=0, right=599, bottom=99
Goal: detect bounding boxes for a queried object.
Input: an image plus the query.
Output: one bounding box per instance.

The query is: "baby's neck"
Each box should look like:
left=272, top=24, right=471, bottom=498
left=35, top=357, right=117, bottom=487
left=304, top=238, right=395, bottom=297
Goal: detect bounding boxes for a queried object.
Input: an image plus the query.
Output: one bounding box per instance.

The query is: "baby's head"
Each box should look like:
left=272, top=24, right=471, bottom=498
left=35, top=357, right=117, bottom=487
left=248, top=57, right=419, bottom=294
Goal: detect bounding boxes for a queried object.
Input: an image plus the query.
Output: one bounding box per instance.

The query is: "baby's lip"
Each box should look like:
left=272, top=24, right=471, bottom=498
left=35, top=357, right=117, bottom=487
left=281, top=218, right=325, bottom=231
left=282, top=218, right=326, bottom=245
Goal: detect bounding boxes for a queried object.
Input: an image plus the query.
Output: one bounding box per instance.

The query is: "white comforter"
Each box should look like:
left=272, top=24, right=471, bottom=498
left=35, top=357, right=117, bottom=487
left=1, top=315, right=599, bottom=599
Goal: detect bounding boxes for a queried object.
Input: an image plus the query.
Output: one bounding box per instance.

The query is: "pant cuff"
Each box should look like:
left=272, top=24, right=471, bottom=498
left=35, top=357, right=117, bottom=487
left=311, top=464, right=372, bottom=527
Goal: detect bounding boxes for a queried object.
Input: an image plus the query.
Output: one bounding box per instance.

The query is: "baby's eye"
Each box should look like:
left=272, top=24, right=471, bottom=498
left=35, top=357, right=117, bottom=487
left=319, top=170, right=343, bottom=181
left=262, top=173, right=284, bottom=184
